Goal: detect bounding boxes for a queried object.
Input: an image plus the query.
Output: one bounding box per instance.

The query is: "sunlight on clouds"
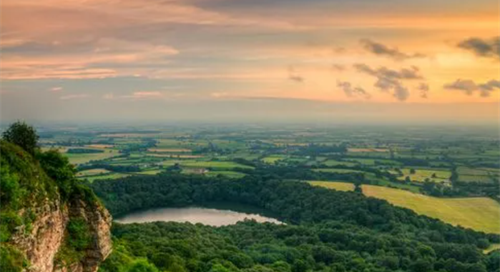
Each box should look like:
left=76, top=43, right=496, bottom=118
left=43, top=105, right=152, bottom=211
left=1, top=0, right=499, bottom=123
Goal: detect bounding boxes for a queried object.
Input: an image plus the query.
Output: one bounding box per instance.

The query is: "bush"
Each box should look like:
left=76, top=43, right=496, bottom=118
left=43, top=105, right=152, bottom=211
left=0, top=244, right=27, bottom=272
left=2, top=121, right=39, bottom=155
left=67, top=218, right=91, bottom=251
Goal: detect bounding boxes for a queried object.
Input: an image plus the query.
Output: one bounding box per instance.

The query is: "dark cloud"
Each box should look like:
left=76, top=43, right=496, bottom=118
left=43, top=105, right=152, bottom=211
left=288, top=66, right=304, bottom=83
left=444, top=79, right=500, bottom=97
left=360, top=39, right=425, bottom=61
left=457, top=37, right=500, bottom=60
left=353, top=63, right=423, bottom=101
left=393, top=85, right=410, bottom=101
left=337, top=81, right=370, bottom=99
left=417, top=83, right=429, bottom=98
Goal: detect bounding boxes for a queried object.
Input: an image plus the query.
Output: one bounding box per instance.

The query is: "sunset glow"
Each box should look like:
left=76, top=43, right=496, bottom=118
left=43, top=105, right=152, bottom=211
left=1, top=0, right=499, bottom=122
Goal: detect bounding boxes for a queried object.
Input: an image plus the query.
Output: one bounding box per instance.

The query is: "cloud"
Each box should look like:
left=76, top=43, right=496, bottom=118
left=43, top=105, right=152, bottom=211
left=417, top=83, right=429, bottom=98
left=288, top=66, right=304, bottom=83
left=360, top=39, right=425, bottom=60
left=123, top=91, right=164, bottom=99
left=393, top=85, right=410, bottom=101
left=50, top=87, right=63, bottom=92
left=103, top=93, right=114, bottom=99
left=444, top=79, right=500, bottom=97
left=60, top=94, right=89, bottom=100
left=353, top=63, right=423, bottom=101
left=332, top=64, right=345, bottom=71
left=0, top=38, right=178, bottom=80
left=457, top=37, right=500, bottom=60
left=337, top=81, right=370, bottom=99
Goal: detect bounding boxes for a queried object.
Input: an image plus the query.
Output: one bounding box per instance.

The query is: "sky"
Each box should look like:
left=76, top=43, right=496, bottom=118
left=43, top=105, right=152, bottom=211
left=0, top=0, right=499, bottom=124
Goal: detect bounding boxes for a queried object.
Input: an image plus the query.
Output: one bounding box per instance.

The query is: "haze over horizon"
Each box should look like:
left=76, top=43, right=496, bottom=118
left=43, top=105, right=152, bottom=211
left=1, top=0, right=499, bottom=124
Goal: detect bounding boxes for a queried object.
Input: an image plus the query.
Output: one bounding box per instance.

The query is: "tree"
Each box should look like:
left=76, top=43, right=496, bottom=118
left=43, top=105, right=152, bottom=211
left=2, top=121, right=39, bottom=155
left=127, top=259, right=159, bottom=272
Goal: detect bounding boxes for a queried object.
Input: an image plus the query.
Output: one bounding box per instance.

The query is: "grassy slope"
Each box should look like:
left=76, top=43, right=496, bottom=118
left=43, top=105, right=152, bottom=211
left=362, top=185, right=500, bottom=234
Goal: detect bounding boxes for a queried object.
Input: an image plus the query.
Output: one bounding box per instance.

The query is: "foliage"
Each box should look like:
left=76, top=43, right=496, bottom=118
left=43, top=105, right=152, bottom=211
left=0, top=129, right=102, bottom=270
left=2, top=121, right=39, bottom=155
left=67, top=148, right=105, bottom=154
left=0, top=244, right=28, bottom=272
left=38, top=149, right=77, bottom=200
left=94, top=173, right=500, bottom=272
left=67, top=218, right=91, bottom=250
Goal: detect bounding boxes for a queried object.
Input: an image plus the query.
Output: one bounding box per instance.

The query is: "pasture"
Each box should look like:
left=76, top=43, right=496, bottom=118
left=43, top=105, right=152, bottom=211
left=313, top=168, right=364, bottom=174
left=308, top=181, right=355, bottom=192
left=65, top=149, right=120, bottom=165
left=262, top=155, right=286, bottom=164
left=457, top=166, right=496, bottom=183
left=362, top=185, right=500, bottom=234
left=76, top=168, right=110, bottom=177
left=323, top=160, right=357, bottom=167
left=206, top=171, right=246, bottom=179
left=148, top=148, right=191, bottom=153
left=390, top=168, right=451, bottom=183
left=78, top=173, right=130, bottom=183
left=180, top=161, right=254, bottom=170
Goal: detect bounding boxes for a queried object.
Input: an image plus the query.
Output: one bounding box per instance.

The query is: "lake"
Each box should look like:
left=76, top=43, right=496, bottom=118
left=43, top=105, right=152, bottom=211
left=115, top=207, right=282, bottom=226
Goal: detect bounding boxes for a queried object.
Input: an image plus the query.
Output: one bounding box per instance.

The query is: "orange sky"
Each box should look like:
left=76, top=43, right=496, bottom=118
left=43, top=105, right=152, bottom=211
left=1, top=0, right=499, bottom=122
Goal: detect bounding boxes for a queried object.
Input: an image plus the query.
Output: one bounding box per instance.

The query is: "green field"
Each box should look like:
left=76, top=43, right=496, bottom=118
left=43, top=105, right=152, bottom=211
left=308, top=181, right=355, bottom=192
left=65, top=149, right=120, bottom=165
left=346, top=158, right=402, bottom=166
left=457, top=166, right=496, bottom=183
left=362, top=185, right=500, bottom=234
left=313, top=168, right=364, bottom=174
left=262, top=155, right=286, bottom=164
left=78, top=173, right=130, bottom=182
left=484, top=244, right=500, bottom=254
left=323, top=160, right=357, bottom=167
left=390, top=168, right=451, bottom=183
left=206, top=171, right=246, bottom=179
left=134, top=169, right=163, bottom=175
left=180, top=161, right=254, bottom=170
left=76, top=168, right=110, bottom=177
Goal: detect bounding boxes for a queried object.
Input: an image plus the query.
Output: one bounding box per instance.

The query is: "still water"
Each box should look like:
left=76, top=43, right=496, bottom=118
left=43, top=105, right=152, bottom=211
left=115, top=207, right=282, bottom=226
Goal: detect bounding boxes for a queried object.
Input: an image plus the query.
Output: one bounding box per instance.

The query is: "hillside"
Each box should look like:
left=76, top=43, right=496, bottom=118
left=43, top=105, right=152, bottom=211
left=0, top=140, right=112, bottom=272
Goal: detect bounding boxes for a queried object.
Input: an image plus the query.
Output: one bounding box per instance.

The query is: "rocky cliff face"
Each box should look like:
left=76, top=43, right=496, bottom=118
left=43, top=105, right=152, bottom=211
left=0, top=140, right=112, bottom=272
left=10, top=197, right=112, bottom=272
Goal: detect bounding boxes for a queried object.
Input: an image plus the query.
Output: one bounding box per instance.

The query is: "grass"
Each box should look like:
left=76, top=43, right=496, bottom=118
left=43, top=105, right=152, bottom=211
left=65, top=149, right=120, bottom=165
left=205, top=171, right=246, bottom=179
left=148, top=148, right=191, bottom=153
left=484, top=244, right=500, bottom=254
left=348, top=148, right=389, bottom=153
left=78, top=173, right=130, bottom=183
left=148, top=153, right=202, bottom=158
left=180, top=161, right=254, bottom=170
left=323, top=160, right=358, bottom=167
left=134, top=169, right=163, bottom=175
left=308, top=181, right=355, bottom=192
left=362, top=185, right=500, bottom=234
left=313, top=168, right=364, bottom=174
left=262, top=155, right=286, bottom=164
left=390, top=168, right=451, bottom=183
left=76, top=168, right=110, bottom=177
left=458, top=175, right=494, bottom=183
left=346, top=158, right=402, bottom=166
left=457, top=166, right=496, bottom=183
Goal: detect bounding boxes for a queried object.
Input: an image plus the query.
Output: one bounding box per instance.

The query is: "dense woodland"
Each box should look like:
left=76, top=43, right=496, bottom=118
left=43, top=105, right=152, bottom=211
left=92, top=173, right=500, bottom=272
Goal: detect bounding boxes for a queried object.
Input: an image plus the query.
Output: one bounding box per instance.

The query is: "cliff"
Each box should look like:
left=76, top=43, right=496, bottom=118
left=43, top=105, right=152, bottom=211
left=0, top=141, right=112, bottom=272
